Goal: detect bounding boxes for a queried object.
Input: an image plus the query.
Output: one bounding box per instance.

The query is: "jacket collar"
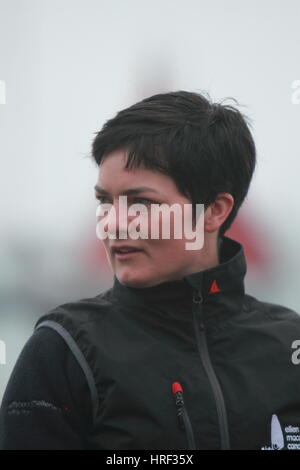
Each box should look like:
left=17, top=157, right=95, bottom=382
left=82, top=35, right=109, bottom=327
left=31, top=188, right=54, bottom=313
left=112, top=235, right=247, bottom=327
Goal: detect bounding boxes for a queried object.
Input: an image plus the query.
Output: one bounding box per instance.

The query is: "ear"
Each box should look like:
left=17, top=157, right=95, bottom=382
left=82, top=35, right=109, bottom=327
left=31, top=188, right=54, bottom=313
left=204, top=193, right=234, bottom=233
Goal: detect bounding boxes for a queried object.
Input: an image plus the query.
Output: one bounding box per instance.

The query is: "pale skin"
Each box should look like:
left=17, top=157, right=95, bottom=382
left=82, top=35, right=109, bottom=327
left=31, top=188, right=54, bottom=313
left=95, top=149, right=234, bottom=288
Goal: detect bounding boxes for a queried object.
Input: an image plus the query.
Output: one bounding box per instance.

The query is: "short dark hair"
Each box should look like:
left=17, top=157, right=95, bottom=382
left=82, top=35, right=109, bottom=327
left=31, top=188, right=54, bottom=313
left=90, top=90, right=256, bottom=237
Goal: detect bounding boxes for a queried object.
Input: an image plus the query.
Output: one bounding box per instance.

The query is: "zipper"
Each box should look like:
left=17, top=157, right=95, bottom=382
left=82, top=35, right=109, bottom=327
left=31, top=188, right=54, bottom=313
left=172, top=381, right=197, bottom=450
left=192, top=289, right=231, bottom=450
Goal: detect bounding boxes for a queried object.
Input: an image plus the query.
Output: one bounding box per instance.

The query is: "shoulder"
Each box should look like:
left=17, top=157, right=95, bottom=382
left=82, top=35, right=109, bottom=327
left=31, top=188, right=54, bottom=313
left=3, top=326, right=71, bottom=387
left=245, top=293, right=300, bottom=329
left=1, top=326, right=91, bottom=411
left=0, top=327, right=93, bottom=448
left=34, top=286, right=115, bottom=332
left=29, top=290, right=115, bottom=422
left=246, top=294, right=299, bottom=318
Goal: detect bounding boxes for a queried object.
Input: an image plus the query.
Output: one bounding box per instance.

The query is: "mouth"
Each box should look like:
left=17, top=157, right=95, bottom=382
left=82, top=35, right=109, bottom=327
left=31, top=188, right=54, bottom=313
left=111, top=246, right=144, bottom=260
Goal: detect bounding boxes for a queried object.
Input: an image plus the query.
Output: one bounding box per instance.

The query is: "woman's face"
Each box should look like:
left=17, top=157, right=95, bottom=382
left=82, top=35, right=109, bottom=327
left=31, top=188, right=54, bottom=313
left=94, top=149, right=206, bottom=288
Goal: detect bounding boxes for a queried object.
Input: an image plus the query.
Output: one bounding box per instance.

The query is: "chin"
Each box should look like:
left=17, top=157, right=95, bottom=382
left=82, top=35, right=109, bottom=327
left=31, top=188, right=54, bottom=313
left=116, top=268, right=157, bottom=289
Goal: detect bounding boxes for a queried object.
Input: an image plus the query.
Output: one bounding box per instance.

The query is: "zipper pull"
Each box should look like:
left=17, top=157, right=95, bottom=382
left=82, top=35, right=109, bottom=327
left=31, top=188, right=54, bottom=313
left=193, top=289, right=204, bottom=330
left=172, top=382, right=185, bottom=430
left=172, top=381, right=197, bottom=450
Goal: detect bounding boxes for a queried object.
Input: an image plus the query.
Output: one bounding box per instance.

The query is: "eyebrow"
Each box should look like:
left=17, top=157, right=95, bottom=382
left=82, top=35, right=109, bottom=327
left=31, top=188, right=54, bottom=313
left=94, top=185, right=160, bottom=196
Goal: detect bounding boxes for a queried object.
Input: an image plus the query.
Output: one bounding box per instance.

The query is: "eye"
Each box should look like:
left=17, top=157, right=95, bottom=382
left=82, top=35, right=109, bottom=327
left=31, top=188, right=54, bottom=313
left=95, top=195, right=161, bottom=206
left=133, top=197, right=153, bottom=205
left=95, top=195, right=110, bottom=204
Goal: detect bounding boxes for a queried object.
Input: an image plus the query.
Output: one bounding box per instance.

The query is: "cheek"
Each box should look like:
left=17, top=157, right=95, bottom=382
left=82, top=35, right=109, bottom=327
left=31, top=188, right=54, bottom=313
left=102, top=238, right=109, bottom=252
left=147, top=238, right=191, bottom=265
left=101, top=239, right=114, bottom=265
left=148, top=208, right=185, bottom=240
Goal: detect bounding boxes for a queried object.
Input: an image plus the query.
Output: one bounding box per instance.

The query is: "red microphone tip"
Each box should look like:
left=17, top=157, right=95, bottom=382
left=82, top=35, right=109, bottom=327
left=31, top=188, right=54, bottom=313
left=172, top=381, right=183, bottom=394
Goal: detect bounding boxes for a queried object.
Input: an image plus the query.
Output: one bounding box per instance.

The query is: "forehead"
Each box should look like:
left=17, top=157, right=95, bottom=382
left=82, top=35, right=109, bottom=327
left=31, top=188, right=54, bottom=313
left=96, top=149, right=180, bottom=195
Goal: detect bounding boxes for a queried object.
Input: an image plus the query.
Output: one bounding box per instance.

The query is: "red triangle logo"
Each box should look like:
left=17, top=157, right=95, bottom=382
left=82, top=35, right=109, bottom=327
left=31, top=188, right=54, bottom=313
left=209, top=279, right=220, bottom=294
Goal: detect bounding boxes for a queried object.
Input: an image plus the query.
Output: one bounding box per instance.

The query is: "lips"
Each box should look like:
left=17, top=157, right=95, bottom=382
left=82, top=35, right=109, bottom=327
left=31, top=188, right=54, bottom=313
left=111, top=245, right=144, bottom=261
left=111, top=245, right=143, bottom=255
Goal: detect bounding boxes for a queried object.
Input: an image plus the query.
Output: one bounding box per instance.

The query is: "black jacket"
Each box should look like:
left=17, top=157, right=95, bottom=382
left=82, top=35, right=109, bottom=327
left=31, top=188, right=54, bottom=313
left=1, top=235, right=300, bottom=450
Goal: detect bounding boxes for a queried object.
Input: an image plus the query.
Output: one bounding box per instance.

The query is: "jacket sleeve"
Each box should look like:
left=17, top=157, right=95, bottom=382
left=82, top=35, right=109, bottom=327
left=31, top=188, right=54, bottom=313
left=0, top=325, right=93, bottom=449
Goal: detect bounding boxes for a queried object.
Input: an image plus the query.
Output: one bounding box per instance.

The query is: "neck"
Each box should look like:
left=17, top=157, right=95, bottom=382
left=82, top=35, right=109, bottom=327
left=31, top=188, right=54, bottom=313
left=112, top=236, right=247, bottom=327
left=178, top=233, right=222, bottom=280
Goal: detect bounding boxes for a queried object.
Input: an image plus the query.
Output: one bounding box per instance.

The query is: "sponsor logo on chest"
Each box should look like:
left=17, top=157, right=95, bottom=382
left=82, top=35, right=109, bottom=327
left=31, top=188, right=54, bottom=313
left=261, top=414, right=300, bottom=450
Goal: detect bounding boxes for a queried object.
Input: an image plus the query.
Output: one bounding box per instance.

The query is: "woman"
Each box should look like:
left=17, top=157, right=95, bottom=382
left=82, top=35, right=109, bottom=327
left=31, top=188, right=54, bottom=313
left=1, top=90, right=300, bottom=450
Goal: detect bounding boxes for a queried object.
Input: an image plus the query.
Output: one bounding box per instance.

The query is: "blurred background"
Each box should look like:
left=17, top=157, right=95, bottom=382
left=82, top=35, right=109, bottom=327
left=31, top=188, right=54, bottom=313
left=0, top=0, right=300, bottom=401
